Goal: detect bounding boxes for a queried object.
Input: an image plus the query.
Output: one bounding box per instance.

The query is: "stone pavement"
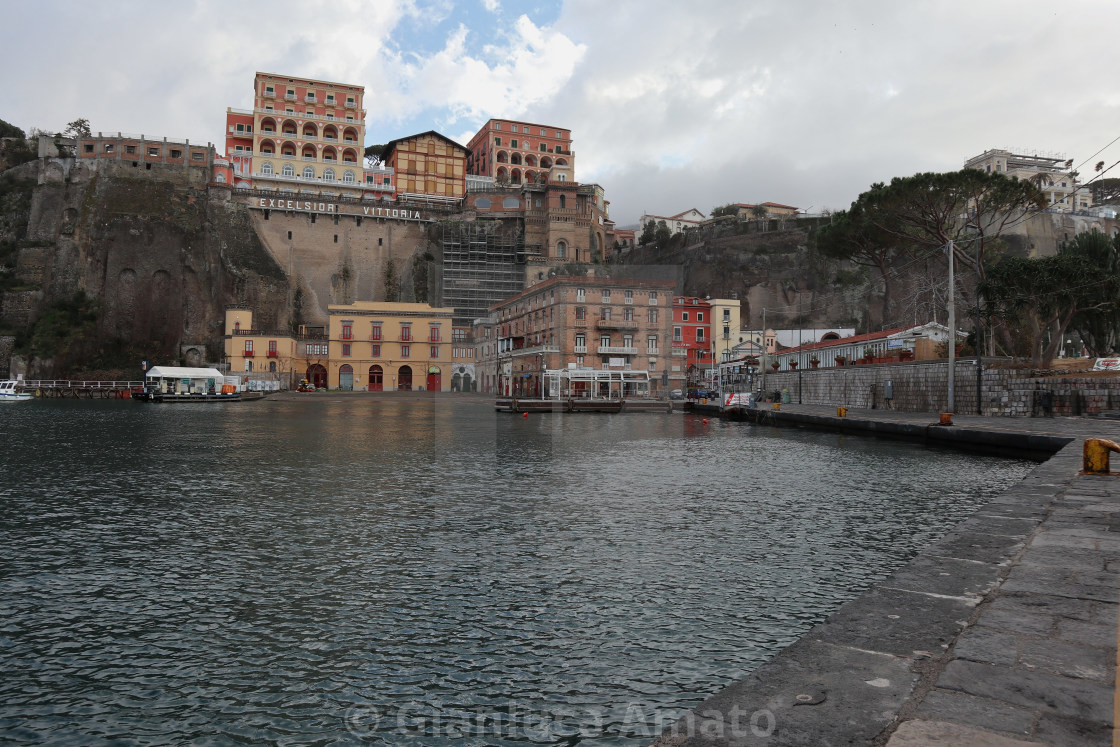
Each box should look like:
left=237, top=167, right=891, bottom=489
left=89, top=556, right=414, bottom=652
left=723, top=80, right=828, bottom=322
left=653, top=406, right=1120, bottom=746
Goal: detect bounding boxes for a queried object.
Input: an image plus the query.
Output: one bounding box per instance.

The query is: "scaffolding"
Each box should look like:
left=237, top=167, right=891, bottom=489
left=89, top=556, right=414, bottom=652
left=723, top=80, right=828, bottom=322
left=544, top=368, right=651, bottom=400
left=436, top=221, right=528, bottom=326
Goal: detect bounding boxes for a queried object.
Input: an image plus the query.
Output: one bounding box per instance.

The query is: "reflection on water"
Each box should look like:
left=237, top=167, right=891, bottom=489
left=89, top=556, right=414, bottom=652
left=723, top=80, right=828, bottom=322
left=0, top=397, right=1033, bottom=744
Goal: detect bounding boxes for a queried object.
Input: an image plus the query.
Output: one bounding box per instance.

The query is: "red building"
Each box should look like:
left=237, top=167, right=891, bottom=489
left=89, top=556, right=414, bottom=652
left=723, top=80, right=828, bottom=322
left=672, top=296, right=712, bottom=390
left=465, top=118, right=573, bottom=186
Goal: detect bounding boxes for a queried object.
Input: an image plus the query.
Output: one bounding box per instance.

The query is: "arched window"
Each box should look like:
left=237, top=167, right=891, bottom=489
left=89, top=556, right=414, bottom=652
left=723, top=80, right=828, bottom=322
left=556, top=240, right=567, bottom=259
left=260, top=162, right=274, bottom=175
left=215, top=172, right=226, bottom=183
left=475, top=197, right=491, bottom=209
left=343, top=170, right=355, bottom=183
left=502, top=197, right=520, bottom=209
left=282, top=163, right=294, bottom=177
left=303, top=166, right=315, bottom=179
left=323, top=168, right=335, bottom=182
left=559, top=194, right=566, bottom=209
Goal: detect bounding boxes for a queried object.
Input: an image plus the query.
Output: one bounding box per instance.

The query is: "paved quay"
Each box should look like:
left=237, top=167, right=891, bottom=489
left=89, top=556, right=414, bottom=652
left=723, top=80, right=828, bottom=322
left=654, top=405, right=1120, bottom=746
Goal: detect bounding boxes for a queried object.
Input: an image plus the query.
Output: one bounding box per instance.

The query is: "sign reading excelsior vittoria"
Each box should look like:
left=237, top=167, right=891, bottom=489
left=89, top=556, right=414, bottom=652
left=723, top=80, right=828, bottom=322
left=247, top=197, right=427, bottom=222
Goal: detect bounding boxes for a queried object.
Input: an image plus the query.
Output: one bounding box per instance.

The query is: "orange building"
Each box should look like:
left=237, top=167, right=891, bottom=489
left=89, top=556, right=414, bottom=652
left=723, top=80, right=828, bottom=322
left=221, top=72, right=395, bottom=199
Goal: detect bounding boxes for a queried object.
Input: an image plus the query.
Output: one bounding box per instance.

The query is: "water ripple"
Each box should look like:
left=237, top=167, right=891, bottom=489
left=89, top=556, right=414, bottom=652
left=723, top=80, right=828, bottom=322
left=0, top=399, right=1032, bottom=744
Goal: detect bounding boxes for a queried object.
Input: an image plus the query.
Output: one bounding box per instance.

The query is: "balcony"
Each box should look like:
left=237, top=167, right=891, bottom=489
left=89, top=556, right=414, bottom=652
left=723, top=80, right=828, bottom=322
left=267, top=350, right=278, bottom=358
left=345, top=100, right=356, bottom=108
left=574, top=345, right=587, bottom=353
left=596, top=319, right=639, bottom=331
left=243, top=348, right=256, bottom=357
left=672, top=347, right=688, bottom=357
left=285, top=93, right=296, bottom=101
left=597, top=346, right=638, bottom=355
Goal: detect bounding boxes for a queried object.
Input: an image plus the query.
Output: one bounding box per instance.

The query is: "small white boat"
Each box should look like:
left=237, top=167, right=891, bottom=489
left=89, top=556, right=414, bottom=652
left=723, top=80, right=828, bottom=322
left=0, top=380, right=32, bottom=402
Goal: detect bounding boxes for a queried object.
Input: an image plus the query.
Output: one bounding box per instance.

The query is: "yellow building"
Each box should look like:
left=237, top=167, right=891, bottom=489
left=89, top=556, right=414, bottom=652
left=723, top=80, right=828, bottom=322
left=224, top=308, right=297, bottom=379
left=708, top=298, right=742, bottom=364
left=328, top=301, right=456, bottom=391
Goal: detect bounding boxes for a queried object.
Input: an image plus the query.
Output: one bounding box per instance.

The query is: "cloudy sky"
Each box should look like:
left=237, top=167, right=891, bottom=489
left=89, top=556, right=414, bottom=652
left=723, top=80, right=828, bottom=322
left=5, top=0, right=1119, bottom=225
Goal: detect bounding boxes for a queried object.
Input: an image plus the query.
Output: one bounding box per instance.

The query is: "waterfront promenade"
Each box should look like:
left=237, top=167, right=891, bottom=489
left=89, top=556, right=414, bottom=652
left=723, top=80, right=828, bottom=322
left=655, top=405, right=1120, bottom=746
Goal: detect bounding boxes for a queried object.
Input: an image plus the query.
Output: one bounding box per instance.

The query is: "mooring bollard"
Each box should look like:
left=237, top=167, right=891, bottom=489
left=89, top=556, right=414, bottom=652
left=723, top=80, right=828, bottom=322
left=837, top=406, right=847, bottom=417
left=772, top=403, right=781, bottom=411
left=1083, top=438, right=1120, bottom=474
left=939, top=413, right=953, bottom=425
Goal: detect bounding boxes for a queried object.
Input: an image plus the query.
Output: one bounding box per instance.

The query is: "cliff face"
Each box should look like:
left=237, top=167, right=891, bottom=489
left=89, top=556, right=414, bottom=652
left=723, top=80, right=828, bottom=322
left=1, top=158, right=289, bottom=376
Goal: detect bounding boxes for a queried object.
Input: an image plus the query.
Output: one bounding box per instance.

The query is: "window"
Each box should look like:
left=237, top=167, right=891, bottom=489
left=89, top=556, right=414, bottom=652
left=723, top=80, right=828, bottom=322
left=602, top=307, right=611, bottom=321
left=696, top=328, right=705, bottom=342
left=624, top=307, right=634, bottom=322
left=343, top=170, right=355, bottom=183
left=83, top=143, right=94, bottom=153
left=170, top=149, right=182, bottom=159
left=512, top=125, right=519, bottom=133
left=682, top=312, right=689, bottom=322
left=575, top=306, right=586, bottom=320
left=401, top=344, right=410, bottom=358
left=674, top=327, right=682, bottom=341
left=341, top=323, right=353, bottom=340
left=261, top=162, right=273, bottom=175
left=648, top=309, right=659, bottom=324
left=602, top=290, right=611, bottom=303
left=511, top=139, right=519, bottom=148
left=245, top=339, right=254, bottom=352
left=430, top=346, right=439, bottom=358
left=148, top=147, right=160, bottom=157
left=371, top=324, right=382, bottom=341
left=104, top=143, right=115, bottom=153
left=430, top=326, right=440, bottom=342
left=600, top=335, right=611, bottom=348
left=556, top=240, right=567, bottom=259
left=576, top=288, right=585, bottom=301
left=647, top=335, right=658, bottom=352
left=303, top=166, right=314, bottom=178
left=649, top=292, right=659, bottom=305
left=574, top=334, right=586, bottom=351
left=623, top=335, right=634, bottom=349
left=282, top=164, right=294, bottom=177
left=540, top=143, right=547, bottom=152
left=697, top=312, right=704, bottom=322
left=577, top=355, right=584, bottom=365
left=342, top=343, right=351, bottom=357
left=191, top=152, right=203, bottom=161
left=625, top=290, right=633, bottom=304
left=125, top=145, right=136, bottom=154
left=371, top=343, right=381, bottom=357
left=494, top=137, right=502, bottom=146
left=400, top=325, right=412, bottom=341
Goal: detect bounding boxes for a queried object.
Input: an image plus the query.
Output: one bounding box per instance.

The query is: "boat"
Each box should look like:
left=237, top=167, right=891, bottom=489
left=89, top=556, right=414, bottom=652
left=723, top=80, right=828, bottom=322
left=0, top=380, right=33, bottom=402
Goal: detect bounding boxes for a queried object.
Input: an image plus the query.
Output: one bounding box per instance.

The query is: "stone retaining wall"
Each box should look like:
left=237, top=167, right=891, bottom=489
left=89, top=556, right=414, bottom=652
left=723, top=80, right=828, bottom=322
left=759, top=360, right=1120, bottom=416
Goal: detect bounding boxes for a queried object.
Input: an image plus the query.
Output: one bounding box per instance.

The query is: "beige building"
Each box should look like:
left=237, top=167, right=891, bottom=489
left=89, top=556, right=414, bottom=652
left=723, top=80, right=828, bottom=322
left=491, top=276, right=676, bottom=397
left=708, top=298, right=742, bottom=364
left=382, top=131, right=468, bottom=203
left=328, top=301, right=455, bottom=391
left=964, top=149, right=1091, bottom=213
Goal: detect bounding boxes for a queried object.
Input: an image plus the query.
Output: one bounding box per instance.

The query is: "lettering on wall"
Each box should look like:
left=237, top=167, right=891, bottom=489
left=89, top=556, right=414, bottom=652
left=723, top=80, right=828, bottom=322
left=251, top=198, right=427, bottom=222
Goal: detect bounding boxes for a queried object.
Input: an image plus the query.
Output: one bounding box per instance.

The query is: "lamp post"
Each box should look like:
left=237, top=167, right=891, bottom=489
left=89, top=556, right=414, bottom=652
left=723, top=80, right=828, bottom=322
left=947, top=240, right=956, bottom=413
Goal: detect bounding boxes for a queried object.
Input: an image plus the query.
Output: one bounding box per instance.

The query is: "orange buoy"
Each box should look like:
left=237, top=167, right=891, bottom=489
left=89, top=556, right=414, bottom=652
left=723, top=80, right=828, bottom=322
left=702, top=418, right=709, bottom=424
left=522, top=412, right=529, bottom=418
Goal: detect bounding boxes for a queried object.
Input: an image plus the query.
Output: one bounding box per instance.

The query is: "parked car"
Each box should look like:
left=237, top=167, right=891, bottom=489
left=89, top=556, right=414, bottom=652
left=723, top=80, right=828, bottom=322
left=669, top=389, right=684, bottom=400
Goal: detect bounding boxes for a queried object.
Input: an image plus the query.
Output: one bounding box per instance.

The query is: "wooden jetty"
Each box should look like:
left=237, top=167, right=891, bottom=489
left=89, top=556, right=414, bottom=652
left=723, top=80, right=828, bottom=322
left=495, top=397, right=676, bottom=414
left=15, top=380, right=145, bottom=399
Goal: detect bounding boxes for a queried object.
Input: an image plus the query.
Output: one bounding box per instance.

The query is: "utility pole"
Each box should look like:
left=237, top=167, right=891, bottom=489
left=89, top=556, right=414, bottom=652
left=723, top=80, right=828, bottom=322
left=760, top=307, right=767, bottom=398
left=947, top=240, right=955, bottom=413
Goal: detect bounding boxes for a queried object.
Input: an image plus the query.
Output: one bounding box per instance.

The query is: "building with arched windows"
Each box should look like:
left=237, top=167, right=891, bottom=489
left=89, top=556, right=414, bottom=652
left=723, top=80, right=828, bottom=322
left=222, top=72, right=393, bottom=199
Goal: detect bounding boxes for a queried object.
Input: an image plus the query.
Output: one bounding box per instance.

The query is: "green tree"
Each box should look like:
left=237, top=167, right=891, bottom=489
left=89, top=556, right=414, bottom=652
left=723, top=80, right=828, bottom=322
left=1088, top=177, right=1120, bottom=206
left=639, top=219, right=657, bottom=245
left=63, top=118, right=91, bottom=138
left=364, top=143, right=385, bottom=168
left=0, top=118, right=25, bottom=139
left=710, top=204, right=738, bottom=218
left=654, top=220, right=671, bottom=247
left=1064, top=231, right=1120, bottom=356
left=981, top=231, right=1118, bottom=364
left=817, top=205, right=910, bottom=324
left=847, top=170, right=1046, bottom=289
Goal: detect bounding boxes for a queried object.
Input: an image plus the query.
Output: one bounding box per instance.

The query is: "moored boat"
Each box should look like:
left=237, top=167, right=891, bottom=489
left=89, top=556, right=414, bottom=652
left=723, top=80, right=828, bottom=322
left=0, top=380, right=33, bottom=402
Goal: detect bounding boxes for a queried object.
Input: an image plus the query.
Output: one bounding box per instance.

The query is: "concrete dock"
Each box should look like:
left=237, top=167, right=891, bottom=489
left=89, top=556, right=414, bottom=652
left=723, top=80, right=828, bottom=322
left=654, top=405, right=1120, bottom=746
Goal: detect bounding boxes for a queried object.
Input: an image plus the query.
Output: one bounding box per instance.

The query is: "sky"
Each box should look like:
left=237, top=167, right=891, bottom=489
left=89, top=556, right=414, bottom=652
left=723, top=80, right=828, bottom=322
left=5, top=0, right=1120, bottom=226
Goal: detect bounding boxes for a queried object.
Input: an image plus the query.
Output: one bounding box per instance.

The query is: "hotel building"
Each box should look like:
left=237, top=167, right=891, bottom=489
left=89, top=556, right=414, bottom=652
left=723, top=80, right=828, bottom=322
left=490, top=276, right=676, bottom=397
left=220, top=72, right=394, bottom=200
